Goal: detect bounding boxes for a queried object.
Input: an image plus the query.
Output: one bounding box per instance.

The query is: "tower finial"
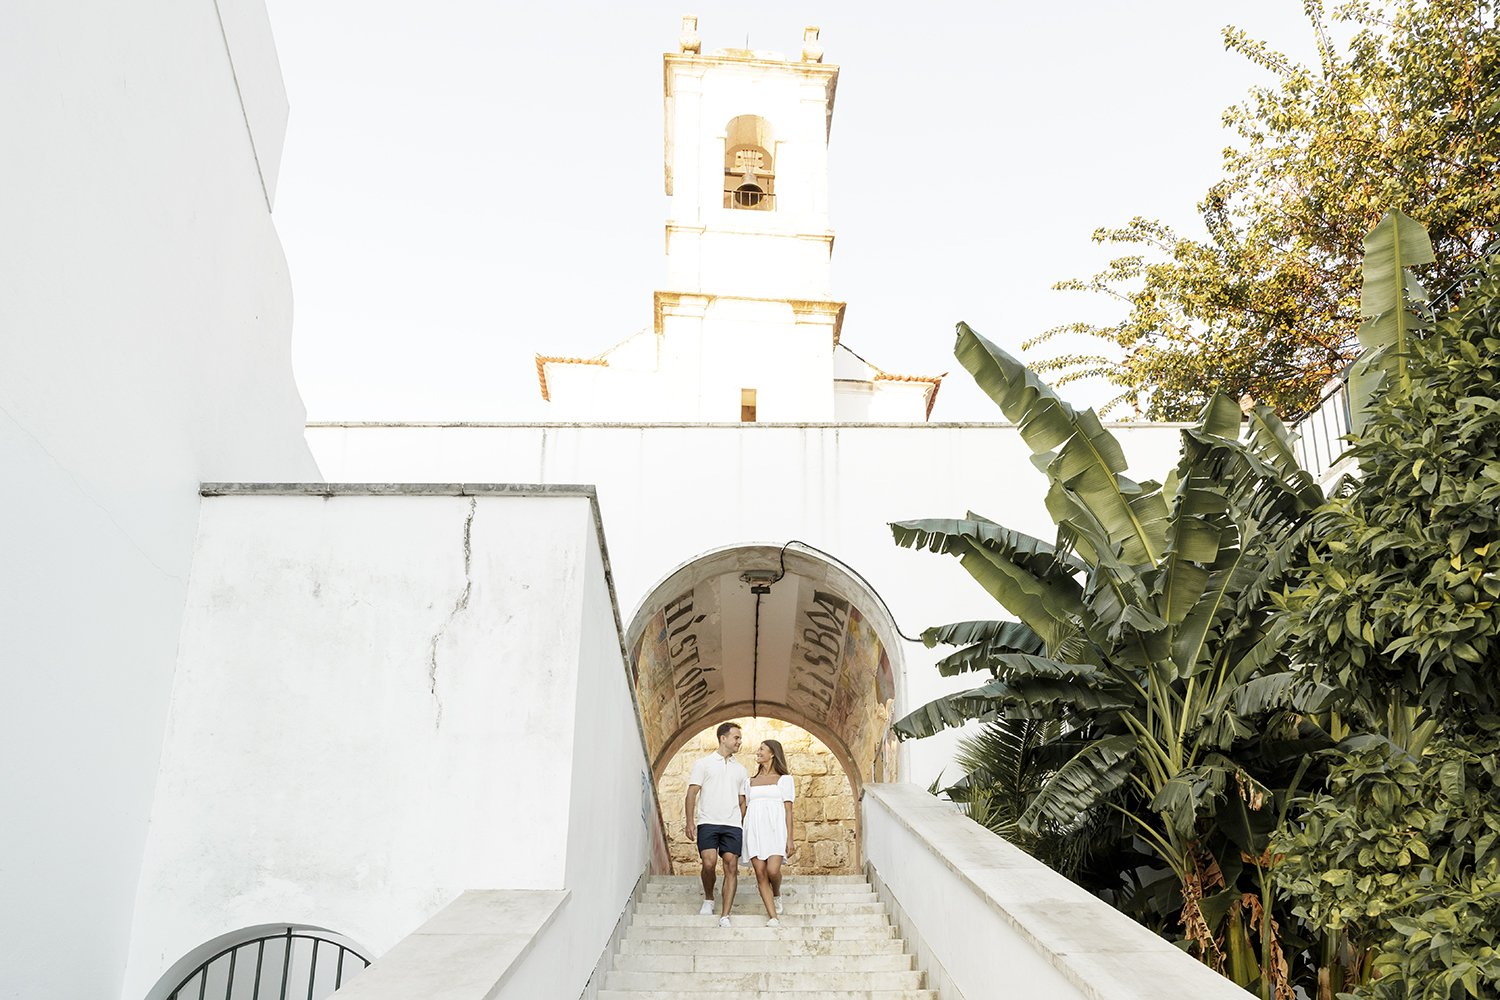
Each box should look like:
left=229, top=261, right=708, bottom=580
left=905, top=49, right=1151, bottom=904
left=801, top=26, right=824, bottom=63
left=679, top=14, right=700, bottom=54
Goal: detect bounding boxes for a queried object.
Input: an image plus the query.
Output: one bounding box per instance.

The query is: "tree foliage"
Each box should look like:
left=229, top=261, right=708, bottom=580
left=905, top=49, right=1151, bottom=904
left=1280, top=252, right=1500, bottom=725
left=1272, top=249, right=1500, bottom=999
left=1029, top=0, right=1500, bottom=419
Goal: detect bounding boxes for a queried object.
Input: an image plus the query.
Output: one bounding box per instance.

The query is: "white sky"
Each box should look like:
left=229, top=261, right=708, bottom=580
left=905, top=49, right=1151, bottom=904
left=265, top=1, right=1319, bottom=422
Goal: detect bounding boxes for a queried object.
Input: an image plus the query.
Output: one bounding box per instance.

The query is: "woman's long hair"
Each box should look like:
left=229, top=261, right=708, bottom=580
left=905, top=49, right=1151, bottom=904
left=758, top=739, right=790, bottom=777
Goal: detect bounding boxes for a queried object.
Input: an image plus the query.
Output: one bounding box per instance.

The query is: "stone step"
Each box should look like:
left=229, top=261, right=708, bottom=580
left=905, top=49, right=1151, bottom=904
left=642, top=887, right=878, bottom=902
left=625, top=925, right=895, bottom=942
left=648, top=874, right=869, bottom=885
left=620, top=938, right=907, bottom=957
left=634, top=900, right=886, bottom=916
left=607, top=875, right=935, bottom=998
left=598, top=992, right=938, bottom=1000
left=604, top=970, right=926, bottom=992
left=630, top=912, right=890, bottom=928
left=613, top=953, right=916, bottom=973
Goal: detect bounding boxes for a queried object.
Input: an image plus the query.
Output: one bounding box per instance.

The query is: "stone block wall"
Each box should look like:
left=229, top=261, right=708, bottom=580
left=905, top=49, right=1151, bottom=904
left=658, top=718, right=859, bottom=875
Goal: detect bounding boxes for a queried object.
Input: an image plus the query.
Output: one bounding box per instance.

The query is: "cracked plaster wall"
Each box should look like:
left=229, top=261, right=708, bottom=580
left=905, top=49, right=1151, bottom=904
left=119, top=492, right=644, bottom=1000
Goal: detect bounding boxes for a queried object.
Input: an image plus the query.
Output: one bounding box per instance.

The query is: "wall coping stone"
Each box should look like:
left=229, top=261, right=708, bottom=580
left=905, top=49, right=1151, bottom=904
left=329, top=890, right=568, bottom=1000
left=865, top=783, right=1251, bottom=1000
left=303, top=421, right=1197, bottom=430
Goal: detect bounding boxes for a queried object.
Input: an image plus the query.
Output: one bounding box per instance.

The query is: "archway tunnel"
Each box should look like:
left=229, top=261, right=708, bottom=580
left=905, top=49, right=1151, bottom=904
left=626, top=544, right=904, bottom=870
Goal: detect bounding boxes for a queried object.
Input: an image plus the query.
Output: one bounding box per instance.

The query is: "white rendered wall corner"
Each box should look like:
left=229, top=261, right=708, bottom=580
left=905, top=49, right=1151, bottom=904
left=120, top=488, right=663, bottom=1000
left=0, top=3, right=316, bottom=998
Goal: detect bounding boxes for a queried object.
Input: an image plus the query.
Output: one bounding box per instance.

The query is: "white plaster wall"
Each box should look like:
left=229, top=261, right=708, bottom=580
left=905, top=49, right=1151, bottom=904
left=0, top=3, right=316, bottom=997
left=501, top=525, right=661, bottom=998
left=303, top=422, right=1189, bottom=788
left=119, top=493, right=612, bottom=1000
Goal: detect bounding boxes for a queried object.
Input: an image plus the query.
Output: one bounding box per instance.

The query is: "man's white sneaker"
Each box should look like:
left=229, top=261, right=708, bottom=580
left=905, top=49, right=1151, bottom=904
left=718, top=916, right=731, bottom=928
left=774, top=896, right=783, bottom=914
left=766, top=918, right=780, bottom=928
left=698, top=900, right=714, bottom=915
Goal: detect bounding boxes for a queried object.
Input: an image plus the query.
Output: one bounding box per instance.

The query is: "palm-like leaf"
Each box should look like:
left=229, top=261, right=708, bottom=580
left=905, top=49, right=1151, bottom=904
left=892, top=655, right=1131, bottom=738
left=921, top=619, right=1048, bottom=676
left=1349, top=209, right=1435, bottom=430
left=893, top=517, right=1088, bottom=651
left=955, top=323, right=1167, bottom=564
left=1019, top=733, right=1138, bottom=835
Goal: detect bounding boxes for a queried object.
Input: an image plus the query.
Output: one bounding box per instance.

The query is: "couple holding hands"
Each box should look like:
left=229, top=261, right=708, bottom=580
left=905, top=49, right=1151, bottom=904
left=683, top=721, right=797, bottom=926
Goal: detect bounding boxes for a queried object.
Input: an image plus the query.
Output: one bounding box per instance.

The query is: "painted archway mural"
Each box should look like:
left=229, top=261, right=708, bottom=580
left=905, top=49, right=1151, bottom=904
left=625, top=543, right=904, bottom=794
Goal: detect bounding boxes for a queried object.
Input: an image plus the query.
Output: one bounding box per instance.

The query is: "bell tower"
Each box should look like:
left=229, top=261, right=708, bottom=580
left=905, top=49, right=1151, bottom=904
left=662, top=19, right=837, bottom=300
left=532, top=20, right=941, bottom=423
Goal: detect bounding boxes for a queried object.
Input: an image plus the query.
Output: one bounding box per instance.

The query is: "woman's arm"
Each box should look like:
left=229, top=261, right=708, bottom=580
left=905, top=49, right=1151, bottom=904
left=783, top=799, right=796, bottom=857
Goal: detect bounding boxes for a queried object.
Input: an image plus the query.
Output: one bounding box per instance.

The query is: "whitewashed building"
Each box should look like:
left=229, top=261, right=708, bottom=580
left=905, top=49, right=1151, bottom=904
left=2, top=10, right=1244, bottom=1000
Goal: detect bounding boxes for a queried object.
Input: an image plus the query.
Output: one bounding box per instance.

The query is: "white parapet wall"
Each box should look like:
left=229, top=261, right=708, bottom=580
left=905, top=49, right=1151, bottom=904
left=0, top=3, right=317, bottom=997
left=120, top=485, right=668, bottom=1000
left=863, top=784, right=1251, bottom=1000
left=304, top=421, right=1192, bottom=788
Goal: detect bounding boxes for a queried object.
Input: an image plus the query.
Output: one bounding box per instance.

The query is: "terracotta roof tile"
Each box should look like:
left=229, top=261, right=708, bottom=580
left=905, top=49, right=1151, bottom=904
left=535, top=355, right=608, bottom=401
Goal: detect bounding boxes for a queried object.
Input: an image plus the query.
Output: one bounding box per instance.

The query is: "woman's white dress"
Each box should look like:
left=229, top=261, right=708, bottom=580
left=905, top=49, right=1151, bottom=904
left=741, top=774, right=796, bottom=861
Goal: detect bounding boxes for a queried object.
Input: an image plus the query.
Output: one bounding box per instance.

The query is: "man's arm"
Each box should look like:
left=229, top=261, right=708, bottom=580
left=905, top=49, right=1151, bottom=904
left=684, top=784, right=699, bottom=841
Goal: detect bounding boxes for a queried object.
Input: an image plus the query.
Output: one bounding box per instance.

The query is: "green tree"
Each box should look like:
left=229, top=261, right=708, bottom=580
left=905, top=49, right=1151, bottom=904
left=1030, top=0, right=1500, bottom=419
left=891, top=323, right=1332, bottom=994
left=1273, top=248, right=1500, bottom=998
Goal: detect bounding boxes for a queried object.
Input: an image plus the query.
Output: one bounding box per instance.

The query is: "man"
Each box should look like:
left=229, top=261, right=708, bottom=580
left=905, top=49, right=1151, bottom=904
left=684, top=721, right=748, bottom=926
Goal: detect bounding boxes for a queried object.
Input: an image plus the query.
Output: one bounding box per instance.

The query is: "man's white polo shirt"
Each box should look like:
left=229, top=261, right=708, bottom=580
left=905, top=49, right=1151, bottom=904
left=689, top=752, right=748, bottom=828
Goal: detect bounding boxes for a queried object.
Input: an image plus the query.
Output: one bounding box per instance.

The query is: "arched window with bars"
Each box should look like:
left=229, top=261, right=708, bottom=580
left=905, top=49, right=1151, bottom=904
left=148, top=925, right=371, bottom=1000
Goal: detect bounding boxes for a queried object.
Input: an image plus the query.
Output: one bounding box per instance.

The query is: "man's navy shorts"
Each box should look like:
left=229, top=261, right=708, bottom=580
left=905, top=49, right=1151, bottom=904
left=696, top=823, right=743, bottom=857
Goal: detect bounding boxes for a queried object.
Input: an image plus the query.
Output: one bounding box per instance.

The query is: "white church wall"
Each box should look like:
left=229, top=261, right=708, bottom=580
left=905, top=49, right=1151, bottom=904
left=120, top=489, right=651, bottom=1000
left=303, top=422, right=1191, bottom=788
left=0, top=4, right=316, bottom=997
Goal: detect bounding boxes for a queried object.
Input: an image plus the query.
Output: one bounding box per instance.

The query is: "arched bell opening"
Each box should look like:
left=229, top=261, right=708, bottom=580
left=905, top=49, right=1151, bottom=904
left=723, top=114, right=776, bottom=210
left=626, top=543, right=906, bottom=868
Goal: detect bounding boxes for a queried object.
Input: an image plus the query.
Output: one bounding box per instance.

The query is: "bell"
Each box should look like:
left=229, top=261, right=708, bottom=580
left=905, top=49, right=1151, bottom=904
left=732, top=162, right=765, bottom=208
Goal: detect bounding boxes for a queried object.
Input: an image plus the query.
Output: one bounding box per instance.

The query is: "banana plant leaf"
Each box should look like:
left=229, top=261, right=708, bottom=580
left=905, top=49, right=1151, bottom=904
left=920, top=620, right=1048, bottom=676
left=892, top=662, right=1132, bottom=739
left=1149, top=753, right=1240, bottom=840
left=892, top=517, right=1086, bottom=576
left=1348, top=209, right=1435, bottom=430
left=954, top=323, right=1167, bottom=564
left=1018, top=732, right=1138, bottom=835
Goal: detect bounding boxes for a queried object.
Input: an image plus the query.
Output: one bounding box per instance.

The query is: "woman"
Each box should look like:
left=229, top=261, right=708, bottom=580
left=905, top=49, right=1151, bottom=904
left=740, top=738, right=796, bottom=926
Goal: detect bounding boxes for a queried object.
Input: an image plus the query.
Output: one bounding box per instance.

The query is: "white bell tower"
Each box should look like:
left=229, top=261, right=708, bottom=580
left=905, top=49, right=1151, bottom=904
left=533, top=20, right=941, bottom=423
left=650, top=19, right=843, bottom=421
left=662, top=20, right=837, bottom=301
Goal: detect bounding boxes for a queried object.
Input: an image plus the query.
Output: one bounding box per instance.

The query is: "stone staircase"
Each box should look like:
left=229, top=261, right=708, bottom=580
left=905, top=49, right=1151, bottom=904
left=596, top=874, right=937, bottom=999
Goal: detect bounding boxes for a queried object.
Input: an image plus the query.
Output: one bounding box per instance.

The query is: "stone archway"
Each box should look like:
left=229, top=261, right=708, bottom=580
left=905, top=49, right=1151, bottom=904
left=625, top=543, right=905, bottom=859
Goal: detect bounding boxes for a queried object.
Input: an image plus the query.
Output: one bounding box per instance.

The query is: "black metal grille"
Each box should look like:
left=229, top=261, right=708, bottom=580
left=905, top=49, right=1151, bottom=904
left=165, top=927, right=369, bottom=1000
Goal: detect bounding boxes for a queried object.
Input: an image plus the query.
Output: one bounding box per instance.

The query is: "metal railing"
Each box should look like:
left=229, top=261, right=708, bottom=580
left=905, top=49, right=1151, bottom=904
left=722, top=189, right=776, bottom=211
left=165, top=927, right=369, bottom=1000
left=1290, top=376, right=1354, bottom=482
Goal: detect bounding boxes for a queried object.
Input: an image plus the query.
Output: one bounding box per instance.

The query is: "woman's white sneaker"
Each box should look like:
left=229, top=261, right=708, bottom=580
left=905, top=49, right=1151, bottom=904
left=766, top=918, right=780, bottom=928
left=774, top=896, right=783, bottom=914
left=718, top=916, right=731, bottom=928
left=698, top=899, right=714, bottom=915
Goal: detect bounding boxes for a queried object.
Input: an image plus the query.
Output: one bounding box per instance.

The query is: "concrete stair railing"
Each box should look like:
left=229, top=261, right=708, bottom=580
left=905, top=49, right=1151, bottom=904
left=597, top=874, right=938, bottom=999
